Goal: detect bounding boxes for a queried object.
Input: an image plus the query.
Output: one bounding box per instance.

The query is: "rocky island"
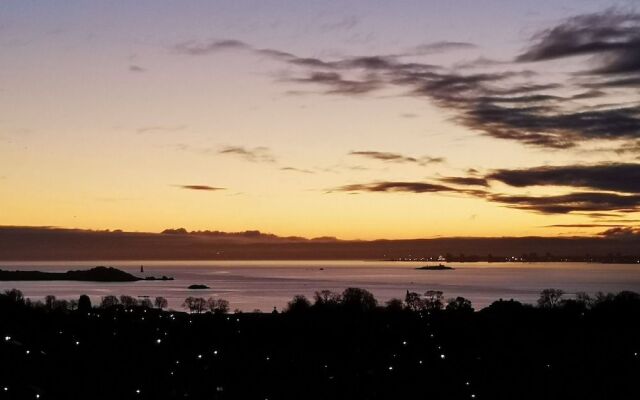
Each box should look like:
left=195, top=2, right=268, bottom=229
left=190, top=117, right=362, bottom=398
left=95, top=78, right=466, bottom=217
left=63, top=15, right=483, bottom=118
left=416, top=264, right=455, bottom=270
left=0, top=266, right=173, bottom=282
left=188, top=284, right=210, bottom=290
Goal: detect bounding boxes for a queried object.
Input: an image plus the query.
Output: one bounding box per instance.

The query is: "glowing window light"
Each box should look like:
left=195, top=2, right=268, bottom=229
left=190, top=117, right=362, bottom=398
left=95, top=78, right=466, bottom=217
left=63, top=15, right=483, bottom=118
left=4, top=336, right=10, bottom=341
left=440, top=354, right=446, bottom=359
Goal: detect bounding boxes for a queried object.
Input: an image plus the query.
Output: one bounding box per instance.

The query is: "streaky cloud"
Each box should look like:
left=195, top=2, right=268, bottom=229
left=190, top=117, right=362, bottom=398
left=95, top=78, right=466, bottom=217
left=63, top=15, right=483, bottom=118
left=219, top=146, right=276, bottom=163
left=178, top=185, right=226, bottom=191
left=487, top=163, right=640, bottom=194
left=598, top=226, right=640, bottom=237
left=489, top=192, right=640, bottom=214
left=439, top=176, right=489, bottom=187
left=174, top=39, right=249, bottom=55
left=333, top=181, right=458, bottom=194
left=516, top=10, right=640, bottom=75
left=349, top=151, right=444, bottom=165
left=280, top=167, right=315, bottom=174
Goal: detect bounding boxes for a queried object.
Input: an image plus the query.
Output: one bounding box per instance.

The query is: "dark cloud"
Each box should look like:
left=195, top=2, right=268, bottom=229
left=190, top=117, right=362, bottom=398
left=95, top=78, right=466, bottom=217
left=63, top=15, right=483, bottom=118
left=598, top=226, right=640, bottom=237
left=598, top=219, right=640, bottom=223
left=219, top=146, right=276, bottom=163
left=516, top=10, right=640, bottom=74
left=439, top=176, right=489, bottom=187
left=178, top=185, right=225, bottom=191
left=545, top=224, right=627, bottom=228
left=349, top=151, right=444, bottom=165
left=487, top=163, right=640, bottom=194
left=291, top=72, right=382, bottom=95
left=460, top=103, right=640, bottom=149
left=329, top=169, right=640, bottom=214
left=332, top=181, right=458, bottom=194
left=129, top=65, right=146, bottom=73
left=174, top=10, right=640, bottom=150
left=583, top=76, right=640, bottom=89
left=489, top=192, right=640, bottom=214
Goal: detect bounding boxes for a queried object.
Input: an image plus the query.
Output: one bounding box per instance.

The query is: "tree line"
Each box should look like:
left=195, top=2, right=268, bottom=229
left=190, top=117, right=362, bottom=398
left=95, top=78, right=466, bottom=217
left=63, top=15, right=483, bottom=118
left=2, top=287, right=640, bottom=314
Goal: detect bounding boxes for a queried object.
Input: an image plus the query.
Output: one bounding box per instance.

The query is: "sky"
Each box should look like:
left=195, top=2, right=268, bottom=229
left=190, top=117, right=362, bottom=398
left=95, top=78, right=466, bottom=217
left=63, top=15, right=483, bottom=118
left=1, top=0, right=639, bottom=240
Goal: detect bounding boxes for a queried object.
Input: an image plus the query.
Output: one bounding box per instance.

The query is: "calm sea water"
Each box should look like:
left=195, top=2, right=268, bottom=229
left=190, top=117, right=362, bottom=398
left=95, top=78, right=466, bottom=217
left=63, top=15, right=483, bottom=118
left=1, top=261, right=640, bottom=311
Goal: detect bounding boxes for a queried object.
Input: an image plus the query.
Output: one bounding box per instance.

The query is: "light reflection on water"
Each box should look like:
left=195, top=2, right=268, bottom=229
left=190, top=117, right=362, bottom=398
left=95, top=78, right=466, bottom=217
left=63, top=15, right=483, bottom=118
left=1, top=260, right=639, bottom=311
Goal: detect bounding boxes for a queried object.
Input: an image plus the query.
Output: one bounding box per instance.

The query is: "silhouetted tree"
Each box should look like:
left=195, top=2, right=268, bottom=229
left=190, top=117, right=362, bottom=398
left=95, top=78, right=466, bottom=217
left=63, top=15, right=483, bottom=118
left=594, top=291, right=615, bottom=305
left=341, top=288, right=377, bottom=312
left=404, top=291, right=424, bottom=312
left=69, top=299, right=78, bottom=311
left=45, top=295, right=57, bottom=310
left=207, top=298, right=230, bottom=314
left=100, top=295, right=119, bottom=309
left=537, top=289, right=564, bottom=308
left=54, top=299, right=69, bottom=311
left=575, top=291, right=593, bottom=308
left=446, top=296, right=474, bottom=313
left=183, top=297, right=206, bottom=313
left=424, top=290, right=444, bottom=310
left=78, top=294, right=92, bottom=312
left=385, top=298, right=404, bottom=312
left=25, top=298, right=44, bottom=308
left=285, top=295, right=311, bottom=313
left=3, top=289, right=25, bottom=305
left=313, top=290, right=341, bottom=309
left=154, top=296, right=168, bottom=309
left=139, top=298, right=153, bottom=308
left=120, top=295, right=138, bottom=308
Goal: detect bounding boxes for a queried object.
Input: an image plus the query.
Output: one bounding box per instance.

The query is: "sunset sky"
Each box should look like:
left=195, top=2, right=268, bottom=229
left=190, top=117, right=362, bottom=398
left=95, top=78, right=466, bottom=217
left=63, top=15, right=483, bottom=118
left=1, top=0, right=639, bottom=240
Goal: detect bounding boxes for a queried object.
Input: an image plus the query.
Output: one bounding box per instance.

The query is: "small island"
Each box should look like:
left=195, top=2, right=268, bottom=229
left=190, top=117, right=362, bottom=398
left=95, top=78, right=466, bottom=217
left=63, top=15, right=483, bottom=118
left=0, top=266, right=173, bottom=282
left=188, top=284, right=210, bottom=290
left=416, top=264, right=454, bottom=270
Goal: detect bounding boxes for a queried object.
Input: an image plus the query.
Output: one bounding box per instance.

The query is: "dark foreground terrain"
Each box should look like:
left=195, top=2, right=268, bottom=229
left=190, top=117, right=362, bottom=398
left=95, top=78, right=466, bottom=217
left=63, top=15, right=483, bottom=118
left=1, top=289, right=639, bottom=400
